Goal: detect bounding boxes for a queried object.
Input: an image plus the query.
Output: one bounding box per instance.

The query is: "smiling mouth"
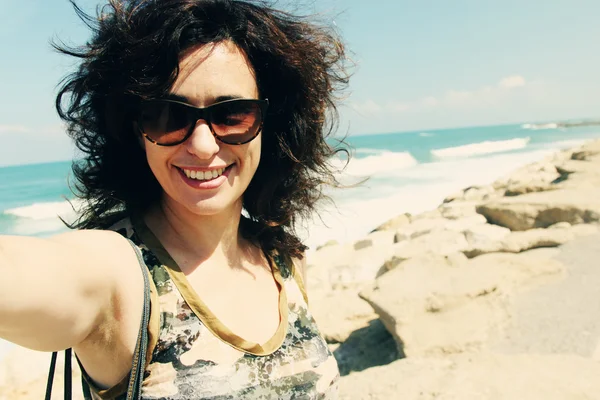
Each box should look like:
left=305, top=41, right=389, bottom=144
left=179, top=165, right=232, bottom=181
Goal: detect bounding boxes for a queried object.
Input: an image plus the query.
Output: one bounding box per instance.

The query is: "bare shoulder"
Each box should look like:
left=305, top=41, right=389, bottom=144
left=51, top=228, right=130, bottom=251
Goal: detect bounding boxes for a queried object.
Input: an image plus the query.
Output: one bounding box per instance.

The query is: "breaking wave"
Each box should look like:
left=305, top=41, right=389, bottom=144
left=334, top=150, right=418, bottom=177
left=431, top=137, right=531, bottom=159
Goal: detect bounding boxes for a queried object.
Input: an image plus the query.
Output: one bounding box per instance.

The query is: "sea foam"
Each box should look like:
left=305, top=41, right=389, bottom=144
left=334, top=150, right=418, bottom=178
left=431, top=137, right=531, bottom=159
left=4, top=200, right=80, bottom=221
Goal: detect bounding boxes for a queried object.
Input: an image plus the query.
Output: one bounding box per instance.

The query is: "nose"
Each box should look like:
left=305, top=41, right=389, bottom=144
left=185, top=120, right=220, bottom=158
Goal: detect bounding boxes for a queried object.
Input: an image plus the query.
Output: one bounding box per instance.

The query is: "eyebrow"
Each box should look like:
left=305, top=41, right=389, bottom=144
left=164, top=93, right=247, bottom=104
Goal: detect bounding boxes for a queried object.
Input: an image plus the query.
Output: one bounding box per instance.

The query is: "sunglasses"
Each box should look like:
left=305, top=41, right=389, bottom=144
left=137, top=98, right=269, bottom=146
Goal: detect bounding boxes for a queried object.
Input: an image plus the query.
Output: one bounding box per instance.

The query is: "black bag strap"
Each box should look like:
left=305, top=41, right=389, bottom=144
left=45, top=238, right=151, bottom=400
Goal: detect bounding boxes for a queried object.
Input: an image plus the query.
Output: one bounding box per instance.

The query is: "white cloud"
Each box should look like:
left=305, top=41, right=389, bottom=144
left=498, top=75, right=527, bottom=88
left=387, top=101, right=411, bottom=112
left=420, top=97, right=439, bottom=107
left=351, top=74, right=530, bottom=115
left=0, top=125, right=30, bottom=134
left=0, top=124, right=67, bottom=136
left=350, top=99, right=384, bottom=116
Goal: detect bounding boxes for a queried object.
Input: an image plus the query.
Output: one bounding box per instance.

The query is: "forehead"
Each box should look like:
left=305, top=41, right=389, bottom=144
left=172, top=41, right=259, bottom=105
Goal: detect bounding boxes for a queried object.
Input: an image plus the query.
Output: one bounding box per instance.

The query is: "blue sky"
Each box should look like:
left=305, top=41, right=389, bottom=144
left=1, top=0, right=600, bottom=166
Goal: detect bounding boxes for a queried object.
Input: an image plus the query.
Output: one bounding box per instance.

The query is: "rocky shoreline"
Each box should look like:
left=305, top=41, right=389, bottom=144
left=2, top=140, right=600, bottom=399
left=306, top=139, right=600, bottom=399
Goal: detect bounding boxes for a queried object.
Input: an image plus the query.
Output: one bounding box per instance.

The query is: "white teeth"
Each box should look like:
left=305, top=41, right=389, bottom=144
left=182, top=167, right=226, bottom=181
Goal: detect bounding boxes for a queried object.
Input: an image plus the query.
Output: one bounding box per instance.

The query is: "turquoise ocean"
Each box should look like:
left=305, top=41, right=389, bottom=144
left=2, top=122, right=600, bottom=247
left=2, top=122, right=600, bottom=360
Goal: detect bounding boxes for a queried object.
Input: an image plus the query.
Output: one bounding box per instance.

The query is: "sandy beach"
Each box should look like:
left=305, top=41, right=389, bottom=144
left=1, top=139, right=600, bottom=399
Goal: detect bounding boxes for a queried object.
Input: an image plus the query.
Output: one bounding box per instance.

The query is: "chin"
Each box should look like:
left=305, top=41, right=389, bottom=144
left=184, top=195, right=241, bottom=216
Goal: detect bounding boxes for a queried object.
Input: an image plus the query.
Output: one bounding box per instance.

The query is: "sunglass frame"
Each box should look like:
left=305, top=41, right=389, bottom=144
left=137, top=98, right=269, bottom=146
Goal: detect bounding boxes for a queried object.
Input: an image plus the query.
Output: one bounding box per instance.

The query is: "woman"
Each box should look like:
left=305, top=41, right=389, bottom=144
left=0, top=0, right=350, bottom=398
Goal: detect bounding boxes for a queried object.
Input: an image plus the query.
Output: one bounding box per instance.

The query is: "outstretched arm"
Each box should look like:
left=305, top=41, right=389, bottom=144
left=0, top=230, right=143, bottom=352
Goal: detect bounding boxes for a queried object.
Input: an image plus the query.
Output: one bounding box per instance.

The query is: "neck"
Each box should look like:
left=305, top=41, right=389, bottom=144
left=144, top=196, right=248, bottom=271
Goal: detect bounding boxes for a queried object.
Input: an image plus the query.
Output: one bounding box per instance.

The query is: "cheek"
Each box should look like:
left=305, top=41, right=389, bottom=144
left=144, top=146, right=172, bottom=179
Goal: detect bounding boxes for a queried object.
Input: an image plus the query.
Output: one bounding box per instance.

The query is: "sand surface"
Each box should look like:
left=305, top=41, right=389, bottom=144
left=493, top=232, right=600, bottom=356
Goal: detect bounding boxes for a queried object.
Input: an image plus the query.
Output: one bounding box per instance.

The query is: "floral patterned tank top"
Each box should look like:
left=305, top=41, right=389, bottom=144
left=81, top=216, right=339, bottom=399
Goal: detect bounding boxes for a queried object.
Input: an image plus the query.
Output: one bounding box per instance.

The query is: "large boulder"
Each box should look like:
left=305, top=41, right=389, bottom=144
left=361, top=252, right=564, bottom=357
left=327, top=244, right=394, bottom=289
left=464, top=227, right=574, bottom=258
left=571, top=139, right=600, bottom=161
left=353, top=230, right=396, bottom=250
left=371, top=213, right=411, bottom=232
left=476, top=188, right=600, bottom=230
left=338, top=353, right=600, bottom=400
left=438, top=202, right=480, bottom=220
left=360, top=255, right=505, bottom=356
left=395, top=215, right=486, bottom=240
left=494, top=161, right=559, bottom=194
left=390, top=230, right=470, bottom=263
left=306, top=243, right=356, bottom=291
left=309, top=289, right=378, bottom=344
left=443, top=185, right=499, bottom=204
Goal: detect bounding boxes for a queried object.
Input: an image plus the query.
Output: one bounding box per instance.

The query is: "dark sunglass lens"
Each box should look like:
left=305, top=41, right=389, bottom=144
left=140, top=101, right=191, bottom=144
left=211, top=101, right=262, bottom=143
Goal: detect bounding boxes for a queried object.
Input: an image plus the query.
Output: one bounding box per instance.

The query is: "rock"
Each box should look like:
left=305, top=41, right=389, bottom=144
left=443, top=190, right=464, bottom=204
left=443, top=185, right=498, bottom=203
left=548, top=222, right=572, bottom=229
left=409, top=208, right=442, bottom=221
left=383, top=250, right=462, bottom=273
left=309, top=289, right=378, bottom=344
left=446, top=252, right=468, bottom=267
left=592, top=338, right=600, bottom=362
left=360, top=254, right=505, bottom=356
left=371, top=213, right=411, bottom=232
left=494, top=161, right=559, bottom=194
left=465, top=227, right=574, bottom=258
left=316, top=240, right=338, bottom=250
left=353, top=230, right=396, bottom=250
left=438, top=202, right=479, bottom=219
left=501, top=228, right=574, bottom=252
left=571, top=139, right=600, bottom=161
left=446, top=214, right=488, bottom=231
left=306, top=243, right=355, bottom=291
left=338, top=353, right=600, bottom=400
left=328, top=245, right=394, bottom=289
left=476, top=188, right=600, bottom=231
left=396, top=215, right=486, bottom=240
left=361, top=252, right=564, bottom=357
left=556, top=159, right=600, bottom=175
left=571, top=223, right=600, bottom=237
left=553, top=158, right=600, bottom=190
left=463, top=185, right=497, bottom=202
left=395, top=218, right=449, bottom=239
left=332, top=319, right=402, bottom=376
left=504, top=180, right=557, bottom=196
left=464, top=224, right=511, bottom=246
left=353, top=239, right=371, bottom=251
left=309, top=243, right=354, bottom=268
left=393, top=229, right=409, bottom=243
left=392, top=230, right=470, bottom=261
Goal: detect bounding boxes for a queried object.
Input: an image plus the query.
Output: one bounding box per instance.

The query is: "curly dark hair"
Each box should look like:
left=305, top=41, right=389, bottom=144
left=55, top=0, right=351, bottom=259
